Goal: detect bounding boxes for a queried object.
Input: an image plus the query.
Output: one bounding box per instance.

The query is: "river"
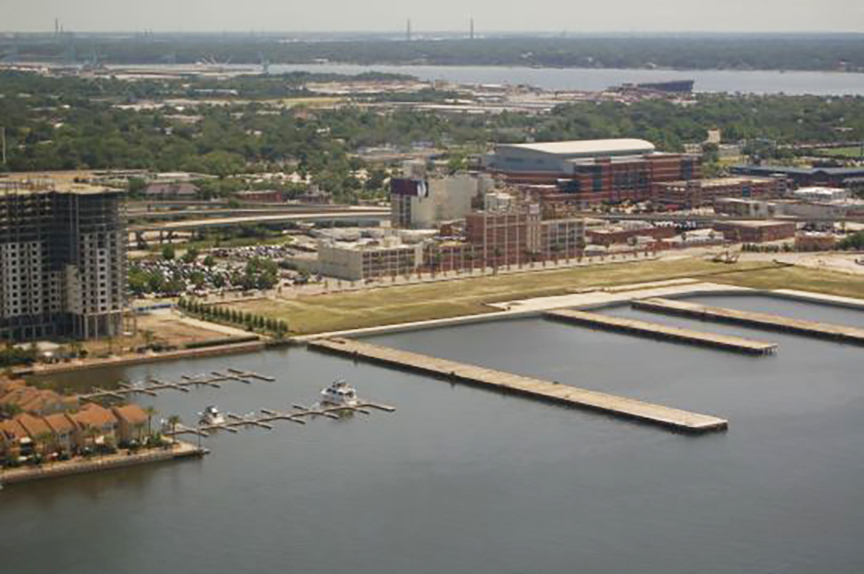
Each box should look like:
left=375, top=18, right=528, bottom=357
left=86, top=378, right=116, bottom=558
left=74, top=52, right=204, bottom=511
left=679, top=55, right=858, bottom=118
left=2, top=294, right=863, bottom=573
left=270, top=63, right=864, bottom=96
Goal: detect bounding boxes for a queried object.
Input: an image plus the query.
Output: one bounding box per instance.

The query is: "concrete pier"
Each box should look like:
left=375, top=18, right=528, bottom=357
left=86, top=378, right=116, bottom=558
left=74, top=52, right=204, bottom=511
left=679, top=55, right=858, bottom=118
left=545, top=309, right=777, bottom=355
left=309, top=337, right=728, bottom=434
left=633, top=298, right=864, bottom=345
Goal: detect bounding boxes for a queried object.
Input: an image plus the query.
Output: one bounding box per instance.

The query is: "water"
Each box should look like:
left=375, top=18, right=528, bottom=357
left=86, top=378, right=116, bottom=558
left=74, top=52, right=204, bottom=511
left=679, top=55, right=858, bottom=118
left=2, top=296, right=864, bottom=573
left=270, top=63, right=864, bottom=95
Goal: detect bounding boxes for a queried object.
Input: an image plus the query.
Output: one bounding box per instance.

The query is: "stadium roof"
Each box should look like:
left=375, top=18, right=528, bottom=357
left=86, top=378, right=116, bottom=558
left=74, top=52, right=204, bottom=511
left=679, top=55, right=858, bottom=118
left=499, top=139, right=656, bottom=157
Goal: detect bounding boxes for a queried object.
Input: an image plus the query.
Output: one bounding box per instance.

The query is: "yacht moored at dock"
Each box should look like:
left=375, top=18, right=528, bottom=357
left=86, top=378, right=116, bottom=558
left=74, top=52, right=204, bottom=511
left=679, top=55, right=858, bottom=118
left=320, top=379, right=360, bottom=407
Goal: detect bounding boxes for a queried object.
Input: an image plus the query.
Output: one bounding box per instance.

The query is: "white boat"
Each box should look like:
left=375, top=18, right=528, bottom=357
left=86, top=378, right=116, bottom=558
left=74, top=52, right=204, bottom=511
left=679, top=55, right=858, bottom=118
left=199, top=406, right=226, bottom=426
left=320, top=379, right=360, bottom=407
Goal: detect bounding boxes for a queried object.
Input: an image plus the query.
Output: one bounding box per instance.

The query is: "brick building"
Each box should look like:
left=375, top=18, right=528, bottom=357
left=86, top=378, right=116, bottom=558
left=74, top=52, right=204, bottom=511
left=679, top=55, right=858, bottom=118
left=713, top=221, right=797, bottom=243
left=653, top=177, right=782, bottom=209
left=485, top=139, right=700, bottom=206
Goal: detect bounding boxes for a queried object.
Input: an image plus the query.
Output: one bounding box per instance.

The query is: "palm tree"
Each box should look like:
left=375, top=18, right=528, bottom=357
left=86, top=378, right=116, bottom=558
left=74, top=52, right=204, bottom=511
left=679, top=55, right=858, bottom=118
left=143, top=406, right=157, bottom=440
left=35, top=431, right=55, bottom=464
left=167, top=415, right=181, bottom=446
left=84, top=426, right=100, bottom=457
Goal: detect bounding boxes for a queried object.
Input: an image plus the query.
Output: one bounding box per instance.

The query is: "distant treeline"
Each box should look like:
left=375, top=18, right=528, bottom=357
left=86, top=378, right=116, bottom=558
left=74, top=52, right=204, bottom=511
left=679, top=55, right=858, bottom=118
left=2, top=35, right=864, bottom=72
left=2, top=70, right=864, bottom=201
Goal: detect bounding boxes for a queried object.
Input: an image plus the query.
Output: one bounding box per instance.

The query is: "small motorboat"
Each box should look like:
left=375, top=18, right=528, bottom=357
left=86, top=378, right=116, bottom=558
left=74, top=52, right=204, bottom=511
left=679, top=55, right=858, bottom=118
left=320, top=379, right=360, bottom=407
left=199, top=406, right=226, bottom=426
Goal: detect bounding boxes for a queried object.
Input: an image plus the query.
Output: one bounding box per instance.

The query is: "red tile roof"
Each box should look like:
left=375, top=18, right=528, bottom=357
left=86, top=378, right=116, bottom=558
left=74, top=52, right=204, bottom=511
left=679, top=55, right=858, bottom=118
left=17, top=413, right=53, bottom=438
left=112, top=404, right=149, bottom=426
left=43, top=413, right=77, bottom=434
left=73, top=404, right=118, bottom=429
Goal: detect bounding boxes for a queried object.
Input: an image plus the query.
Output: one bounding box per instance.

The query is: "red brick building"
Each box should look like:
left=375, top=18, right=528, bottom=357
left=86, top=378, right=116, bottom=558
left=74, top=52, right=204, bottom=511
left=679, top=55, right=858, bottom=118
left=713, top=221, right=796, bottom=243
left=485, top=139, right=700, bottom=206
left=653, top=177, right=782, bottom=209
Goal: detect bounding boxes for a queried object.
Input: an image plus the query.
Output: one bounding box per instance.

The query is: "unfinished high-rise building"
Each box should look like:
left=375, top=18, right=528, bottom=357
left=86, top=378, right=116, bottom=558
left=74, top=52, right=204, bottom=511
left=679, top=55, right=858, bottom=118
left=0, top=181, right=127, bottom=341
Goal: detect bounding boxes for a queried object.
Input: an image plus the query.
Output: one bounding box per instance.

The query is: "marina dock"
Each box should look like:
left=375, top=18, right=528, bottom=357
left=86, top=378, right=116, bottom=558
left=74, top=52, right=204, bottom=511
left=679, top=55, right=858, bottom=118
left=309, top=337, right=728, bottom=434
left=545, top=309, right=777, bottom=355
left=164, top=401, right=396, bottom=438
left=633, top=298, right=864, bottom=345
left=79, top=369, right=274, bottom=403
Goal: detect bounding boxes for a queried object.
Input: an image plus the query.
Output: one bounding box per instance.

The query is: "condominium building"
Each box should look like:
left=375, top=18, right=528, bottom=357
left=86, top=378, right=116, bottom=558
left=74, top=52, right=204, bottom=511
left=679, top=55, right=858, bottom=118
left=0, top=182, right=127, bottom=341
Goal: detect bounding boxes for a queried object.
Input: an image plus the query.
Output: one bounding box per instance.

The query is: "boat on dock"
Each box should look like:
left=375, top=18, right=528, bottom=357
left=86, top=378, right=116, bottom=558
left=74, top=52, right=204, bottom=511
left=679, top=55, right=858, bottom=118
left=320, top=379, right=360, bottom=407
left=199, top=406, right=226, bottom=426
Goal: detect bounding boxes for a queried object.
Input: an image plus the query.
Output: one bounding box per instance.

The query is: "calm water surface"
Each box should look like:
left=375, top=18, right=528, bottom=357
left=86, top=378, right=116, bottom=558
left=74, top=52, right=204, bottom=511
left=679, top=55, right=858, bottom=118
left=271, top=63, right=864, bottom=95
left=2, top=296, right=864, bottom=573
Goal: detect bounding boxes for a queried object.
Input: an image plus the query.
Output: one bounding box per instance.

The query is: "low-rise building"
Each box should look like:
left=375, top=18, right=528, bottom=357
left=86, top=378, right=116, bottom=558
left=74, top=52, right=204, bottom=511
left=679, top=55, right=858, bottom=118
left=112, top=404, right=150, bottom=444
left=317, top=237, right=423, bottom=281
left=143, top=182, right=199, bottom=200
left=795, top=233, right=837, bottom=251
left=72, top=403, right=119, bottom=448
left=790, top=187, right=849, bottom=202
left=588, top=223, right=676, bottom=246
left=654, top=177, right=782, bottom=208
left=713, top=221, right=797, bottom=243
left=43, top=413, right=78, bottom=455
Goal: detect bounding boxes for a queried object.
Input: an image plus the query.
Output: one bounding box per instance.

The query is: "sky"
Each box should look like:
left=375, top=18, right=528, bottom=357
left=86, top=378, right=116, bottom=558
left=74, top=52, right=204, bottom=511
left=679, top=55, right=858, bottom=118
left=2, top=0, right=863, bottom=33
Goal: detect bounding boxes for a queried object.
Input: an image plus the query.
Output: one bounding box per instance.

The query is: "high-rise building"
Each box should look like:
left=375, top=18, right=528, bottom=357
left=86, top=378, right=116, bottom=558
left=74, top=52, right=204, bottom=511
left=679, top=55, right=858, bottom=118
left=0, top=182, right=127, bottom=341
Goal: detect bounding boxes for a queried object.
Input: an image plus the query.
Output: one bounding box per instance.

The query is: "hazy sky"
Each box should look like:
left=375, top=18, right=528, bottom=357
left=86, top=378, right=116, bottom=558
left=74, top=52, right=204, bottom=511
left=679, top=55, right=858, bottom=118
left=2, top=0, right=863, bottom=33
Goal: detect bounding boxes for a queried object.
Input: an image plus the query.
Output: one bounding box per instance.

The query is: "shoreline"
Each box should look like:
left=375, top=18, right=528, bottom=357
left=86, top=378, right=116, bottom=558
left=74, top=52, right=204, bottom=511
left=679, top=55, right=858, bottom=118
left=19, top=340, right=266, bottom=379
left=0, top=441, right=204, bottom=487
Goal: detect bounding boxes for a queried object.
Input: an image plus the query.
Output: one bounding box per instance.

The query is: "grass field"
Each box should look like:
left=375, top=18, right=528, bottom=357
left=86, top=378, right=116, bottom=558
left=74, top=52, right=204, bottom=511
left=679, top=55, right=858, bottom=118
left=816, top=146, right=864, bottom=159
left=220, top=257, right=864, bottom=336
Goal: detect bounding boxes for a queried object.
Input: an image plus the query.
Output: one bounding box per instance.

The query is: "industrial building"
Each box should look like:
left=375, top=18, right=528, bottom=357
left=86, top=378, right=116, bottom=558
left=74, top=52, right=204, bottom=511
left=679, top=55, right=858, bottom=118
left=731, top=165, right=864, bottom=190
left=0, top=182, right=127, bottom=341
left=484, top=139, right=700, bottom=205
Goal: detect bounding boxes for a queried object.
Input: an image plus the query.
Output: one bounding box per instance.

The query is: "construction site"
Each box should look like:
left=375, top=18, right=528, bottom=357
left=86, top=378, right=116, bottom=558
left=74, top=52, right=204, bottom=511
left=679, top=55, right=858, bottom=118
left=0, top=180, right=127, bottom=341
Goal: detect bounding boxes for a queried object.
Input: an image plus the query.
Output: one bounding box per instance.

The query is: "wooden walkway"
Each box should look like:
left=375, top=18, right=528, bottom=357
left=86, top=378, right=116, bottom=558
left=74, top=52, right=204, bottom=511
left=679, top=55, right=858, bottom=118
left=545, top=309, right=777, bottom=355
left=308, top=337, right=728, bottom=434
left=79, top=369, right=275, bottom=402
left=164, top=402, right=396, bottom=438
left=633, top=298, right=864, bottom=345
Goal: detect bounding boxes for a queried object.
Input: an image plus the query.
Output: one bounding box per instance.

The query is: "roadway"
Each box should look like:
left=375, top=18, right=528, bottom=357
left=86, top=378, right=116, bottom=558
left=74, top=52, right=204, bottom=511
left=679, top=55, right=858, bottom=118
left=129, top=208, right=390, bottom=232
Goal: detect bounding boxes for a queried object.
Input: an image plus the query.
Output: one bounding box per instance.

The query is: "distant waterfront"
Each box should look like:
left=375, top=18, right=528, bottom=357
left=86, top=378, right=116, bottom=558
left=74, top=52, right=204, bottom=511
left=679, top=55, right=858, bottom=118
left=269, top=63, right=864, bottom=95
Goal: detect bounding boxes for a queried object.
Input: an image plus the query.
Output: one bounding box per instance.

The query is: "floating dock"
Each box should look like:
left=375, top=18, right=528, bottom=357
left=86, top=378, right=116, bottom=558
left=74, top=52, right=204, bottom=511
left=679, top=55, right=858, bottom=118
left=545, top=309, right=777, bottom=355
left=633, top=298, right=864, bottom=345
left=309, top=337, right=727, bottom=434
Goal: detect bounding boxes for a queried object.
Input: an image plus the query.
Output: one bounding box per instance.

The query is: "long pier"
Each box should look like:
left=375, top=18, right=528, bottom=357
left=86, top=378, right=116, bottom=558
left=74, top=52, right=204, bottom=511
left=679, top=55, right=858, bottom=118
left=308, top=337, right=727, bottom=434
left=545, top=309, right=777, bottom=355
left=633, top=298, right=864, bottom=345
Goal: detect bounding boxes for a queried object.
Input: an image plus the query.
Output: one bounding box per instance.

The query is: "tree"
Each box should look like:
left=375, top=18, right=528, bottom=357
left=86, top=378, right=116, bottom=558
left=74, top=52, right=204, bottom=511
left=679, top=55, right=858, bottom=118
left=162, top=244, right=176, bottom=261
left=167, top=415, right=181, bottom=446
left=181, top=246, right=200, bottom=264
left=144, top=406, right=157, bottom=438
